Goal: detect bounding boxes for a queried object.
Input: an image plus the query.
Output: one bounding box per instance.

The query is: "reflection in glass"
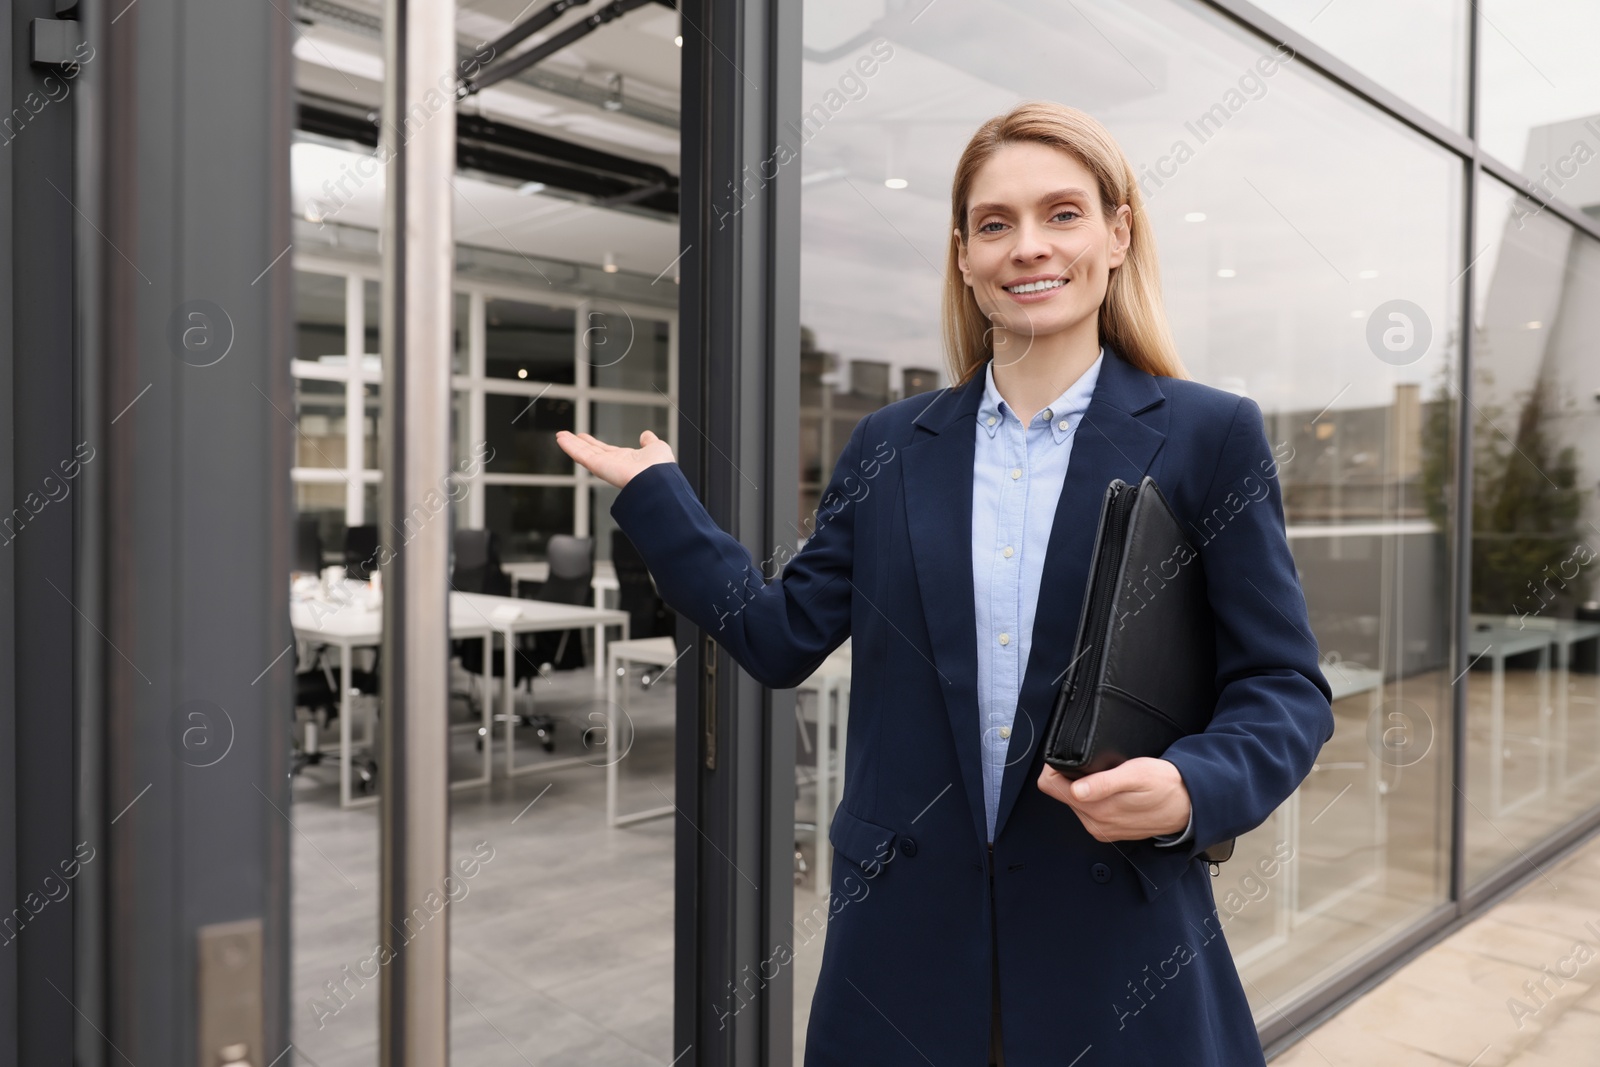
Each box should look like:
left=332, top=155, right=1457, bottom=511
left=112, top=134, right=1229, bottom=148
left=1251, top=0, right=1468, bottom=131
left=1464, top=175, right=1600, bottom=886
left=795, top=0, right=1463, bottom=1050
left=486, top=298, right=576, bottom=383
left=1478, top=3, right=1600, bottom=192
left=293, top=378, right=346, bottom=469
left=484, top=393, right=575, bottom=475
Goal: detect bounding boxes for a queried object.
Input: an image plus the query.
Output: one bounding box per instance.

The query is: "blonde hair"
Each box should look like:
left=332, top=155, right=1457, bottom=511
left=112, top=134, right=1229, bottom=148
left=940, top=100, right=1187, bottom=387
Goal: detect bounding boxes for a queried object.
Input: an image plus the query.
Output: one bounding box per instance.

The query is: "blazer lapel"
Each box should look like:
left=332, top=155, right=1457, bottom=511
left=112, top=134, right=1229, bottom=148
left=901, top=350, right=1172, bottom=852
left=990, top=350, right=1170, bottom=842
left=901, top=372, right=989, bottom=852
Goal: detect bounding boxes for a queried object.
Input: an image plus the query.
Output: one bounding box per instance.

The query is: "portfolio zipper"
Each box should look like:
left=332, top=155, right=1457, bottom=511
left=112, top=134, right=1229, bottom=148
left=1060, top=480, right=1138, bottom=762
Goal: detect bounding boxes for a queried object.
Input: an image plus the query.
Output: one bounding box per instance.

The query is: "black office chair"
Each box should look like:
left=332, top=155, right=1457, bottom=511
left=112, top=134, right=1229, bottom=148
left=344, top=524, right=379, bottom=582
left=449, top=529, right=555, bottom=751
left=294, top=514, right=324, bottom=576
left=526, top=534, right=594, bottom=672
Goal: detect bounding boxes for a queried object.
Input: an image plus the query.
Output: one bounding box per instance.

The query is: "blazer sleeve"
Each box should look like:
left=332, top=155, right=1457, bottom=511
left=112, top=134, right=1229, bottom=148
left=1157, top=395, right=1335, bottom=865
left=607, top=413, right=874, bottom=690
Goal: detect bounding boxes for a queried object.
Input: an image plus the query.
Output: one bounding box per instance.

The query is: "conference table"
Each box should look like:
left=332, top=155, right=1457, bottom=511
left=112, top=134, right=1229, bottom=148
left=291, top=580, right=630, bottom=807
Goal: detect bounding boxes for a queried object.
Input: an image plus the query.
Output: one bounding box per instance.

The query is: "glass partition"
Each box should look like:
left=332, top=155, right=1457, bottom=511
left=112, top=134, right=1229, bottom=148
left=1464, top=173, right=1600, bottom=886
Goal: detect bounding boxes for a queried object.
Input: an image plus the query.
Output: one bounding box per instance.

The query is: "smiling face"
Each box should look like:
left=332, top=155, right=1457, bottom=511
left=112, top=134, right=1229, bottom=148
left=955, top=141, right=1131, bottom=364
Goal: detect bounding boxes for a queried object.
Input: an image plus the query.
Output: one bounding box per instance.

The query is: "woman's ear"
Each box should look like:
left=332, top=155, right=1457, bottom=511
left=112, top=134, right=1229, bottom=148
left=954, top=227, right=972, bottom=286
left=1107, top=204, right=1132, bottom=270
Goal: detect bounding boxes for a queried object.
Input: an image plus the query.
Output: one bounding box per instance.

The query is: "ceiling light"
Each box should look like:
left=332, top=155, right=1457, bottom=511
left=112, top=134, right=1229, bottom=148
left=1358, top=269, right=1379, bottom=279
left=884, top=177, right=908, bottom=190
left=516, top=181, right=546, bottom=196
left=1184, top=212, right=1206, bottom=222
left=517, top=369, right=528, bottom=379
left=1216, top=268, right=1236, bottom=278
left=1525, top=320, right=1542, bottom=329
left=603, top=252, right=619, bottom=274
left=1350, top=309, right=1365, bottom=318
left=674, top=34, right=683, bottom=47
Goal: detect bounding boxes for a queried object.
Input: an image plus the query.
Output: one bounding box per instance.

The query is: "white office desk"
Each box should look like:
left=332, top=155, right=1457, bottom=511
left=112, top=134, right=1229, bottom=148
left=452, top=592, right=631, bottom=777
left=290, top=590, right=494, bottom=809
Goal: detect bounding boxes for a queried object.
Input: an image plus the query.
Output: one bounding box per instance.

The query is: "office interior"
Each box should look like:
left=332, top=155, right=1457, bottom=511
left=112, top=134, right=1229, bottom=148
left=4, top=0, right=1600, bottom=1064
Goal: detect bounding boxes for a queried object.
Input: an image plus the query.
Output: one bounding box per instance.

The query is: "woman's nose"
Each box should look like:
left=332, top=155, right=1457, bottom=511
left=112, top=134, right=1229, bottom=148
left=1010, top=222, right=1051, bottom=261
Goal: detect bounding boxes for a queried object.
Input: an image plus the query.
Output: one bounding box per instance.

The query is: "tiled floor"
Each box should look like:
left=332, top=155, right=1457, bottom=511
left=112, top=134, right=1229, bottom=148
left=1272, top=826, right=1600, bottom=1066
left=288, top=654, right=1600, bottom=1065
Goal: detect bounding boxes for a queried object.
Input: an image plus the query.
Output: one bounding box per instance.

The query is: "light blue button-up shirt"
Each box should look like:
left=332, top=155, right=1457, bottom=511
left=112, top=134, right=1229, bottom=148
left=971, top=349, right=1192, bottom=848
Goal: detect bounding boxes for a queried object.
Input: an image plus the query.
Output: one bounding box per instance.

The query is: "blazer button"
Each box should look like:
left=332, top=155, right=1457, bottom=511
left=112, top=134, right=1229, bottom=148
left=899, top=837, right=918, bottom=858
left=1090, top=862, right=1111, bottom=883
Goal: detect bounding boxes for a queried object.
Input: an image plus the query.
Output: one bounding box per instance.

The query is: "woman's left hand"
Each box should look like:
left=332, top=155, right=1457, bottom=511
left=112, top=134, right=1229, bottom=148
left=1036, top=758, right=1191, bottom=842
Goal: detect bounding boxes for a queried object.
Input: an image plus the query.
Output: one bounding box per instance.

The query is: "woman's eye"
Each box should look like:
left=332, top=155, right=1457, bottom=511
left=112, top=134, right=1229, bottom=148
left=978, top=221, right=1004, bottom=233
left=1052, top=210, right=1080, bottom=223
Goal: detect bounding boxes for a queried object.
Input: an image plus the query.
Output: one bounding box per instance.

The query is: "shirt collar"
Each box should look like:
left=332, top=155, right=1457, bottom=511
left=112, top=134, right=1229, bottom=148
left=977, top=346, right=1105, bottom=443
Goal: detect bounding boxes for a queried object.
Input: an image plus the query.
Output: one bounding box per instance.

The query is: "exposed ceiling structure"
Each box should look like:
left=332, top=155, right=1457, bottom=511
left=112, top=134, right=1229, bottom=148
left=290, top=0, right=682, bottom=277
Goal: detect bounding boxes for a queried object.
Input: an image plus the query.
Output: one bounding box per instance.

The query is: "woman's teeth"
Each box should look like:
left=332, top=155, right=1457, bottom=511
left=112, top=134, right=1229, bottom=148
left=1004, top=279, right=1066, bottom=294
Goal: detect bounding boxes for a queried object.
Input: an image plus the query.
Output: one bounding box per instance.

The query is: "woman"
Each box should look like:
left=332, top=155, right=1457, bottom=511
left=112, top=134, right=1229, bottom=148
left=556, top=101, right=1333, bottom=1067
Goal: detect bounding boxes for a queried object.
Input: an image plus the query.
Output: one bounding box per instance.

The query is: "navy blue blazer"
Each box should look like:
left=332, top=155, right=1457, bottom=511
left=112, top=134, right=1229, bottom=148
left=610, top=346, right=1334, bottom=1066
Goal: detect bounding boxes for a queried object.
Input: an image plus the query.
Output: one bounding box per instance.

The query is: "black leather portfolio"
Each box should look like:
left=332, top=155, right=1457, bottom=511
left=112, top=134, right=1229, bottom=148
left=1041, top=476, right=1235, bottom=864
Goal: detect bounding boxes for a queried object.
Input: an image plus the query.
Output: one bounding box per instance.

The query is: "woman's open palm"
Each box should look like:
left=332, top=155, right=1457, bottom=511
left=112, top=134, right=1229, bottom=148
left=555, top=428, right=676, bottom=489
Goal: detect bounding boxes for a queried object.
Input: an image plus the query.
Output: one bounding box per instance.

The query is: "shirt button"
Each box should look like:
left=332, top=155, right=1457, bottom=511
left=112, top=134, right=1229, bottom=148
left=1042, top=409, right=1052, bottom=422
left=986, top=415, right=996, bottom=426
left=1002, top=546, right=1014, bottom=558
left=1059, top=420, right=1069, bottom=431
left=999, top=726, right=1012, bottom=739
left=1091, top=862, right=1112, bottom=884
left=1010, top=468, right=1021, bottom=479
left=998, top=632, right=1010, bottom=645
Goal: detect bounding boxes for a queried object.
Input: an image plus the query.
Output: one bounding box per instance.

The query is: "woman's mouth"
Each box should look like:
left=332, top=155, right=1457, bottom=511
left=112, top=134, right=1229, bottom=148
left=1002, top=277, right=1067, bottom=300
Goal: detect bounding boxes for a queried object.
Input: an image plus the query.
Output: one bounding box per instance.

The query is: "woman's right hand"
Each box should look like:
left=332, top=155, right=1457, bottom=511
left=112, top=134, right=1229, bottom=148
left=555, top=429, right=677, bottom=490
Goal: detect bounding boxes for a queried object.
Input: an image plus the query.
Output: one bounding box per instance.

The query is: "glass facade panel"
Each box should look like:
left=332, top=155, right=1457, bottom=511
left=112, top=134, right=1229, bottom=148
left=1252, top=0, right=1468, bottom=130
left=486, top=298, right=577, bottom=383
left=483, top=484, right=577, bottom=562
left=484, top=393, right=576, bottom=475
left=795, top=0, right=1463, bottom=1050
left=589, top=402, right=671, bottom=562
left=1465, top=173, right=1600, bottom=886
left=293, top=377, right=346, bottom=469
left=589, top=310, right=671, bottom=392
left=1478, top=3, right=1600, bottom=195
left=295, top=269, right=345, bottom=362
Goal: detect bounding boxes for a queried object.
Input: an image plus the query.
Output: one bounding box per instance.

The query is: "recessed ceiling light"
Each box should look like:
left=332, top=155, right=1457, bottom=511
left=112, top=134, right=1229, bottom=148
left=1350, top=309, right=1365, bottom=318
left=603, top=252, right=619, bottom=274
left=674, top=34, right=683, bottom=47
left=516, top=181, right=546, bottom=196
left=1184, top=212, right=1206, bottom=222
left=517, top=369, right=528, bottom=379
left=1216, top=268, right=1236, bottom=278
left=884, top=177, right=908, bottom=189
left=1525, top=320, right=1542, bottom=329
